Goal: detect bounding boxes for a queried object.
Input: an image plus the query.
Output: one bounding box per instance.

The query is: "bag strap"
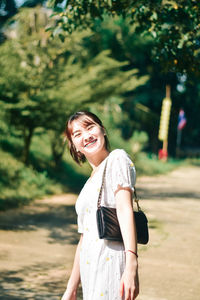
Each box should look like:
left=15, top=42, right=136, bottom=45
left=97, top=157, right=141, bottom=211
left=97, top=159, right=108, bottom=209
left=134, top=187, right=141, bottom=211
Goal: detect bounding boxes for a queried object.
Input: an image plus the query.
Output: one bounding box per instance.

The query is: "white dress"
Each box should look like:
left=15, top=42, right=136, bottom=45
left=75, top=149, right=136, bottom=300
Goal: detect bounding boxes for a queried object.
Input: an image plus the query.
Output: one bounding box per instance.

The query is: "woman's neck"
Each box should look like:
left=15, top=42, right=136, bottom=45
left=87, top=149, right=110, bottom=171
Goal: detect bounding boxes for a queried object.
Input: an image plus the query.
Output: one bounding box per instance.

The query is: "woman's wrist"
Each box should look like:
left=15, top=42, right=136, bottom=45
left=125, top=249, right=138, bottom=270
left=125, top=249, right=138, bottom=258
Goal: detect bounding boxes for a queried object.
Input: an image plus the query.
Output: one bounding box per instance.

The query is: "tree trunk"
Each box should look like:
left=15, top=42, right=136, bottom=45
left=22, top=127, right=34, bottom=165
left=51, top=133, right=65, bottom=167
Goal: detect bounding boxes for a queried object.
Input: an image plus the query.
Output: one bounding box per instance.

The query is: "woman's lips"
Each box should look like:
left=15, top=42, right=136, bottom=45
left=84, top=139, right=97, bottom=148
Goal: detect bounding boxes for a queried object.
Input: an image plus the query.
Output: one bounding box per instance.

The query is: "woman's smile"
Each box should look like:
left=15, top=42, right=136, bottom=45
left=84, top=139, right=97, bottom=148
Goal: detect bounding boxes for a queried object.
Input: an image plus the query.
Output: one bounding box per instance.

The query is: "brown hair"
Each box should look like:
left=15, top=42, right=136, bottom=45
left=64, top=111, right=110, bottom=165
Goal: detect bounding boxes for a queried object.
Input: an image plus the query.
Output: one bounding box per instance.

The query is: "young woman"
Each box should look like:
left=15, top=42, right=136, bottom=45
left=61, top=111, right=139, bottom=300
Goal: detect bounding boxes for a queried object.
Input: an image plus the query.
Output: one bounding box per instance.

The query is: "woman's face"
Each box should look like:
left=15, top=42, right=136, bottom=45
left=71, top=119, right=106, bottom=158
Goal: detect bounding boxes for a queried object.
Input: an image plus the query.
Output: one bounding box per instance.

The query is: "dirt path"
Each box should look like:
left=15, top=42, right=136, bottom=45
left=0, top=165, right=200, bottom=300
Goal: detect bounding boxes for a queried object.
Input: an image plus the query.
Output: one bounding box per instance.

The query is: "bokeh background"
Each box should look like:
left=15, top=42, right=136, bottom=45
left=1, top=0, right=200, bottom=209
left=0, top=1, right=200, bottom=299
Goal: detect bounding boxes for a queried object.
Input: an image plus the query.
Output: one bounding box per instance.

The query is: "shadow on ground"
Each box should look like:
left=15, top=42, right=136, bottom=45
left=0, top=200, right=82, bottom=299
left=0, top=204, right=79, bottom=245
left=0, top=266, right=83, bottom=300
left=2, top=176, right=196, bottom=300
left=137, top=189, right=199, bottom=201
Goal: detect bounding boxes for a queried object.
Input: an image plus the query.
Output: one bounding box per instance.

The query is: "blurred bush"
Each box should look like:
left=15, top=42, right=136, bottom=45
left=0, top=150, right=61, bottom=210
left=136, top=152, right=183, bottom=176
left=130, top=131, right=148, bottom=155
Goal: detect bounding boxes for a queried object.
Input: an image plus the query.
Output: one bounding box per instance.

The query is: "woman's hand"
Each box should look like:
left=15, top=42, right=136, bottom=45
left=61, top=235, right=82, bottom=300
left=61, top=287, right=77, bottom=300
left=120, top=263, right=139, bottom=300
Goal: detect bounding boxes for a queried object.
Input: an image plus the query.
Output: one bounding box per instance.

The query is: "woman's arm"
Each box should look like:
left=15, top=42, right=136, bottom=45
left=61, top=234, right=83, bottom=300
left=116, top=189, right=139, bottom=300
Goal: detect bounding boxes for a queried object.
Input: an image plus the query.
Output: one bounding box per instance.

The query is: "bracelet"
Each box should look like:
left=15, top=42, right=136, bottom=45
left=125, top=250, right=138, bottom=258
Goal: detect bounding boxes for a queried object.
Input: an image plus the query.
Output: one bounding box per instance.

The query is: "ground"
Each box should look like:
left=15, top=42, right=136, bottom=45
left=0, top=165, right=200, bottom=300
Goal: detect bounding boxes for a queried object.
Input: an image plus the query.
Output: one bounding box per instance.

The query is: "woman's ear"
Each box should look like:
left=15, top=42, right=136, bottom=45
left=102, top=128, right=106, bottom=136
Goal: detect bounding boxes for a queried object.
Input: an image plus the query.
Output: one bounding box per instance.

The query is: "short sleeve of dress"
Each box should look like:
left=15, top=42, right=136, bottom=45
left=108, top=149, right=136, bottom=195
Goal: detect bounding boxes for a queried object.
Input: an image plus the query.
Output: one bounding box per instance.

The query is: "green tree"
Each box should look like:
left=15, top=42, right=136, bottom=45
left=0, top=6, right=148, bottom=164
left=74, top=15, right=200, bottom=154
left=48, top=0, right=200, bottom=76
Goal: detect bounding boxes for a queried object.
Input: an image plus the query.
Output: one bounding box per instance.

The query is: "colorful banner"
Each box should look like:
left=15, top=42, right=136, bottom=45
left=158, top=97, right=172, bottom=141
left=177, top=109, right=187, bottom=130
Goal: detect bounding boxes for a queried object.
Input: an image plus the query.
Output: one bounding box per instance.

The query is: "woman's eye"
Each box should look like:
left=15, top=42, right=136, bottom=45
left=87, top=125, right=94, bottom=130
left=74, top=133, right=81, bottom=138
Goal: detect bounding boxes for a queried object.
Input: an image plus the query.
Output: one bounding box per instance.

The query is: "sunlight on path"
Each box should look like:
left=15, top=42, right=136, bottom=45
left=0, top=166, right=200, bottom=300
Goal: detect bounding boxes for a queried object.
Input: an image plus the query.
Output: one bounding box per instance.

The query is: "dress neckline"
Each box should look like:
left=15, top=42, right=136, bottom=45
left=87, top=152, right=110, bottom=183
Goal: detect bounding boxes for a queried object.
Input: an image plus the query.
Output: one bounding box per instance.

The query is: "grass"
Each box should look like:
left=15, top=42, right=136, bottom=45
left=185, top=157, right=200, bottom=167
left=0, top=149, right=61, bottom=210
left=135, top=152, right=185, bottom=176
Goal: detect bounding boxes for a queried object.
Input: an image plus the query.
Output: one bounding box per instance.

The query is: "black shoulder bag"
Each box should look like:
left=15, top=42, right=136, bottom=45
left=96, top=159, right=149, bottom=244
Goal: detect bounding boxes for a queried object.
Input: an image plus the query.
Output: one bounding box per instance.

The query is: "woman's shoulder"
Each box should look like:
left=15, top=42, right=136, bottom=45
left=109, top=148, right=131, bottom=161
left=108, top=149, right=135, bottom=168
left=106, top=149, right=136, bottom=188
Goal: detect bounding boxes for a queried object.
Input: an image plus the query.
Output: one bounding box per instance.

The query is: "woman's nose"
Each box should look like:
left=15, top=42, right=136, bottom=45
left=83, top=132, right=93, bottom=142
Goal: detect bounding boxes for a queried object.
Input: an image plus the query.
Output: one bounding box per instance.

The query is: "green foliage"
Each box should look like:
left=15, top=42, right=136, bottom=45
left=135, top=152, right=184, bottom=177
left=0, top=104, right=9, bottom=136
left=129, top=131, right=149, bottom=154
left=80, top=15, right=200, bottom=154
left=0, top=4, right=199, bottom=211
left=186, top=158, right=200, bottom=167
left=48, top=0, right=200, bottom=75
left=0, top=6, right=147, bottom=165
left=0, top=149, right=60, bottom=210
